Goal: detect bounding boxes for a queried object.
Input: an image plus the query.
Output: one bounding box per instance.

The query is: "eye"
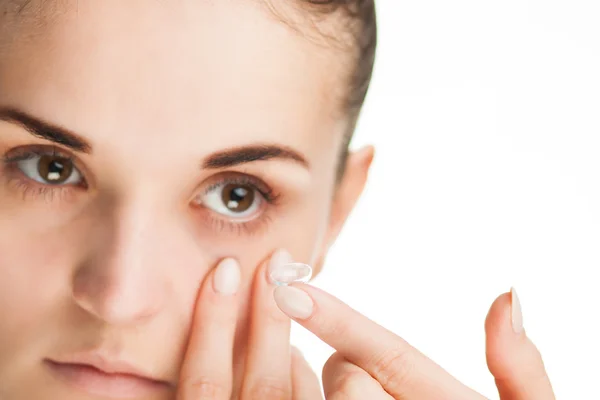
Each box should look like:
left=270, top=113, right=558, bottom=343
left=17, top=153, right=83, bottom=186
left=197, top=182, right=264, bottom=220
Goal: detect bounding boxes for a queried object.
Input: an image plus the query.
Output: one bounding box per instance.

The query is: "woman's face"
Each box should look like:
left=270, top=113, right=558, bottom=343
left=0, top=1, right=371, bottom=399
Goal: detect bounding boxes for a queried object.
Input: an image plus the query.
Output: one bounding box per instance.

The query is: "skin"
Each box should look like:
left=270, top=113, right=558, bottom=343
left=0, top=1, right=556, bottom=399
left=0, top=0, right=371, bottom=398
left=274, top=286, right=556, bottom=400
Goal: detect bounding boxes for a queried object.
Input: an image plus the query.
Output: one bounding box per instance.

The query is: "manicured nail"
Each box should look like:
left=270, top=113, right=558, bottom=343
left=213, top=258, right=241, bottom=295
left=268, top=249, right=312, bottom=286
left=273, top=286, right=314, bottom=319
left=510, top=287, right=524, bottom=334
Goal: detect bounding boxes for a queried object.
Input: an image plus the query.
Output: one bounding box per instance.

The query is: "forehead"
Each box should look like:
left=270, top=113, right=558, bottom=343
left=0, top=0, right=346, bottom=159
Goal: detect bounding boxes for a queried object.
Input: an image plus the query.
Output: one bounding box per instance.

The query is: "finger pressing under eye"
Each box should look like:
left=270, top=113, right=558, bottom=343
left=239, top=249, right=295, bottom=400
left=485, top=289, right=555, bottom=400
left=177, top=258, right=241, bottom=400
left=291, top=347, right=323, bottom=400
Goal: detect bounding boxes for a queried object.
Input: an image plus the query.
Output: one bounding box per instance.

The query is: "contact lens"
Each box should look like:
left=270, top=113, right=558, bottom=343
left=269, top=262, right=313, bottom=286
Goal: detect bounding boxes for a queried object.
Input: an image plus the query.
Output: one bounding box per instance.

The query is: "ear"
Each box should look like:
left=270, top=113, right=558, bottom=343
left=312, top=145, right=375, bottom=276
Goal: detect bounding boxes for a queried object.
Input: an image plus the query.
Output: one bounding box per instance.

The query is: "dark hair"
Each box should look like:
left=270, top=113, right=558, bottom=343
left=308, top=1, right=377, bottom=128
left=296, top=0, right=378, bottom=176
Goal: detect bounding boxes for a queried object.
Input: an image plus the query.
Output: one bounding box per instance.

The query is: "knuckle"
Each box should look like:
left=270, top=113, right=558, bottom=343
left=179, top=376, right=229, bottom=399
left=371, top=346, right=416, bottom=392
left=323, top=353, right=372, bottom=399
left=330, top=370, right=373, bottom=399
left=246, top=377, right=291, bottom=400
left=322, top=352, right=346, bottom=377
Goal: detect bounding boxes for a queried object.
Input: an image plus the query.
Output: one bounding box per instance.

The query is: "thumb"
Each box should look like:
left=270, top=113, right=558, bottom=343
left=485, top=288, right=555, bottom=400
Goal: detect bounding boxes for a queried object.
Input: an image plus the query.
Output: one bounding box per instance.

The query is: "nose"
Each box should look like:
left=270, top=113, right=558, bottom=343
left=72, top=200, right=172, bottom=325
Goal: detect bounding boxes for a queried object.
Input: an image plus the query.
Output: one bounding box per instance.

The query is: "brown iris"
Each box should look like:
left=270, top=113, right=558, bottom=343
left=37, top=155, right=74, bottom=184
left=221, top=184, right=255, bottom=213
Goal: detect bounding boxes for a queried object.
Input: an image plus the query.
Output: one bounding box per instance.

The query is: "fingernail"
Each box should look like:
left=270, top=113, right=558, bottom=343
left=213, top=258, right=241, bottom=295
left=510, top=287, right=524, bottom=334
left=268, top=249, right=312, bottom=286
left=273, top=286, right=314, bottom=319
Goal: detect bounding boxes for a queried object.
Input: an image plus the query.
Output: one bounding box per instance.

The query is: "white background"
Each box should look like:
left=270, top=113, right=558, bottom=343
left=292, top=0, right=600, bottom=398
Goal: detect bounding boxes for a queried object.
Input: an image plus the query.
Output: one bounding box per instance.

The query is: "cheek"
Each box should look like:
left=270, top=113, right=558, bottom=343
left=0, top=215, right=77, bottom=317
left=0, top=187, right=89, bottom=233
left=0, top=217, right=77, bottom=369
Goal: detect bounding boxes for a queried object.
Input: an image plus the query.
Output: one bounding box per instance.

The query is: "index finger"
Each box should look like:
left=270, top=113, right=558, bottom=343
left=177, top=258, right=241, bottom=400
left=273, top=283, right=484, bottom=399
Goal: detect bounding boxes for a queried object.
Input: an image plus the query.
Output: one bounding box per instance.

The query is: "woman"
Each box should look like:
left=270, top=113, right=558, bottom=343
left=0, top=0, right=555, bottom=399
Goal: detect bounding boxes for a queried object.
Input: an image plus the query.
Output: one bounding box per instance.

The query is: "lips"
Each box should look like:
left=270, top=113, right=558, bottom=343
left=45, top=352, right=172, bottom=399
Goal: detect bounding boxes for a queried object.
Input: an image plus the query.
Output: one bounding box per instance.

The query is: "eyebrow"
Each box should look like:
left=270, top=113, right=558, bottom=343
left=0, top=107, right=92, bottom=153
left=202, top=144, right=310, bottom=170
left=0, top=107, right=309, bottom=169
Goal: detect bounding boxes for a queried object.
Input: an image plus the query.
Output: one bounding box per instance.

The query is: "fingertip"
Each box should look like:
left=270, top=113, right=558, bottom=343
left=484, top=291, right=512, bottom=337
left=484, top=289, right=526, bottom=339
left=358, top=144, right=376, bottom=165
left=273, top=285, right=314, bottom=320
left=248, top=250, right=292, bottom=322
left=485, top=291, right=520, bottom=378
left=267, top=249, right=294, bottom=284
left=485, top=290, right=555, bottom=398
left=247, top=249, right=288, bottom=294
left=213, top=258, right=242, bottom=295
left=485, top=289, right=537, bottom=380
left=195, top=258, right=242, bottom=303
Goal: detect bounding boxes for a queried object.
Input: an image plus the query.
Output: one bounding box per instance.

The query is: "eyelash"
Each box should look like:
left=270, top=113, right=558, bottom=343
left=202, top=175, right=280, bottom=204
left=197, top=174, right=280, bottom=236
left=205, top=212, right=274, bottom=236
left=1, top=145, right=281, bottom=235
left=2, top=146, right=84, bottom=203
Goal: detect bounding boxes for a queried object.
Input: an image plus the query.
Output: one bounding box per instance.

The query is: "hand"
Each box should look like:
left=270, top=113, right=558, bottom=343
left=176, top=253, right=323, bottom=400
left=273, top=283, right=555, bottom=399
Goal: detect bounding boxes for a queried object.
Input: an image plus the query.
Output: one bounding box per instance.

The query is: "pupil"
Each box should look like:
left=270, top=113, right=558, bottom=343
left=231, top=187, right=248, bottom=201
left=222, top=184, right=254, bottom=213
left=49, top=161, right=64, bottom=175
left=38, top=155, right=73, bottom=184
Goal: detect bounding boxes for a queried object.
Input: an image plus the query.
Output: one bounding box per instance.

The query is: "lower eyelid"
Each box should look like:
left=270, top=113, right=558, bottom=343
left=4, top=174, right=79, bottom=204
left=198, top=206, right=273, bottom=237
left=220, top=216, right=272, bottom=236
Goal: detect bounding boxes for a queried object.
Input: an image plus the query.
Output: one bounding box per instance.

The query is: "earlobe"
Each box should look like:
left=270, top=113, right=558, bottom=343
left=312, top=145, right=375, bottom=276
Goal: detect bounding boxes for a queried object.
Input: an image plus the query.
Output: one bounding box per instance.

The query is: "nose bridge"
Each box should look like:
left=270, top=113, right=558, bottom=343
left=72, top=195, right=172, bottom=325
